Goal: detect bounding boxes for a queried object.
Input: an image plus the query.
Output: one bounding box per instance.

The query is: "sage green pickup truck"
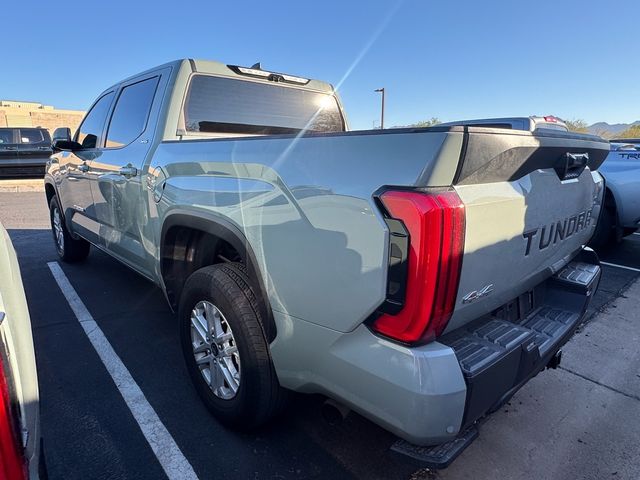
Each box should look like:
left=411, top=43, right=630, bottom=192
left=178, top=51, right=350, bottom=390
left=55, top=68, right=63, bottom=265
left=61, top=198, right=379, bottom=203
left=44, top=59, right=608, bottom=467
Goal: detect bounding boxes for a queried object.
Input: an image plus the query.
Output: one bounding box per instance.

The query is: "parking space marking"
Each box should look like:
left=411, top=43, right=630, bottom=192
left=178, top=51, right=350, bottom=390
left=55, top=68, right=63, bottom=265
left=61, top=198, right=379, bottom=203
left=600, top=261, right=640, bottom=273
left=47, top=262, right=199, bottom=480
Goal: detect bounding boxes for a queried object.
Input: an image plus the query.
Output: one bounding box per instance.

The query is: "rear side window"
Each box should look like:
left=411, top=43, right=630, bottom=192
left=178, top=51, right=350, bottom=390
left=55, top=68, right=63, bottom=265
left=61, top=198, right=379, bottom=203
left=19, top=129, right=46, bottom=144
left=77, top=92, right=115, bottom=149
left=106, top=77, right=159, bottom=148
left=184, top=75, right=344, bottom=135
left=0, top=129, right=14, bottom=144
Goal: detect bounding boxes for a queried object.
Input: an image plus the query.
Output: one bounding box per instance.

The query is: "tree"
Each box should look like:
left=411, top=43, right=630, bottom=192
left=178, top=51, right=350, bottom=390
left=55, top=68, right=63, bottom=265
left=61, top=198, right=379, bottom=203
left=616, top=124, right=640, bottom=139
left=411, top=117, right=441, bottom=128
left=563, top=119, right=589, bottom=133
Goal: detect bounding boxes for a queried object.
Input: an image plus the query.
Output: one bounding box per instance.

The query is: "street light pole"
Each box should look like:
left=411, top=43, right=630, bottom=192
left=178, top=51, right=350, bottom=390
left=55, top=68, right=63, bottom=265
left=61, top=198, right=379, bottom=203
left=374, top=88, right=385, bottom=129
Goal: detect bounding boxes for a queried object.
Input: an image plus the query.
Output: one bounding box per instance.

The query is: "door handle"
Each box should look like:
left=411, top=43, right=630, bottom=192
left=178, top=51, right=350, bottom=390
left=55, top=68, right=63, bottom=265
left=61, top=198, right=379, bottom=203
left=119, top=165, right=138, bottom=178
left=3, top=146, right=17, bottom=151
left=38, top=146, right=50, bottom=150
left=78, top=163, right=90, bottom=173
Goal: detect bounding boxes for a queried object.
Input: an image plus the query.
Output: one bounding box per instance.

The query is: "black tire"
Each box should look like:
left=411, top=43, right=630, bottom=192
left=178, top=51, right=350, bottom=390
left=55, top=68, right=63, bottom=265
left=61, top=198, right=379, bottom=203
left=49, top=196, right=90, bottom=262
left=179, top=262, right=286, bottom=430
left=589, top=207, right=617, bottom=250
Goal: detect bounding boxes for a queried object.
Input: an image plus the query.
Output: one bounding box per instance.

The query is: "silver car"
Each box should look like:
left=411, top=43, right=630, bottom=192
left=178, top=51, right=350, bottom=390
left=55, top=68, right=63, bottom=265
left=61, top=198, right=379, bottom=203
left=590, top=140, right=640, bottom=247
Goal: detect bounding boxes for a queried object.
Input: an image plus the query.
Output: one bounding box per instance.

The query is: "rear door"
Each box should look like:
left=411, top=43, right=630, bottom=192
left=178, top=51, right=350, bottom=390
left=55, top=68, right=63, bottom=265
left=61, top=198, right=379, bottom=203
left=0, top=129, right=19, bottom=174
left=89, top=69, right=166, bottom=277
left=17, top=128, right=52, bottom=171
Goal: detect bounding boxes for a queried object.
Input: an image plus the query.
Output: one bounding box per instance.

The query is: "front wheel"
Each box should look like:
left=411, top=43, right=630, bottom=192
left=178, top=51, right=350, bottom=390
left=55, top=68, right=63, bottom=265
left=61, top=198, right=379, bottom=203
left=179, top=263, right=286, bottom=430
left=49, top=196, right=90, bottom=262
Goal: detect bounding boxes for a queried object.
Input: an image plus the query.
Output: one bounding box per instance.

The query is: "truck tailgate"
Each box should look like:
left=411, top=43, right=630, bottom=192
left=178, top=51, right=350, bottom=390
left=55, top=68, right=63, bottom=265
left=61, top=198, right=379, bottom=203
left=444, top=128, right=608, bottom=333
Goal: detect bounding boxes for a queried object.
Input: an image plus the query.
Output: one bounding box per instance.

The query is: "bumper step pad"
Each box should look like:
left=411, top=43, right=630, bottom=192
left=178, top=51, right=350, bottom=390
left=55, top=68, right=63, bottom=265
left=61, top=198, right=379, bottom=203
left=391, top=426, right=479, bottom=469
left=445, top=260, right=600, bottom=379
left=447, top=306, right=579, bottom=377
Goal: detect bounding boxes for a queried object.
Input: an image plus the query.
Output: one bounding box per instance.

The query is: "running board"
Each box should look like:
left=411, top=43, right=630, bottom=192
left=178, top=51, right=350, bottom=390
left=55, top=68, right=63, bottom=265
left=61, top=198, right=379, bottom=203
left=391, top=426, right=479, bottom=469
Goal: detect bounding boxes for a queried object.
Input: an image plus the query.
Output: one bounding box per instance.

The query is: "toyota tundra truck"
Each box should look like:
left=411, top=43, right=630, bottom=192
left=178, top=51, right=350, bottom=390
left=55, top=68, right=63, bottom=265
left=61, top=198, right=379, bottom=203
left=44, top=59, right=608, bottom=467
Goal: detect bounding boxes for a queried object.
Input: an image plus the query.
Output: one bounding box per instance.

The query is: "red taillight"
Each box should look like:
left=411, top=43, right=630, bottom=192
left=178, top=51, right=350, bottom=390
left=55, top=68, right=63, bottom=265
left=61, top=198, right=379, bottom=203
left=373, top=189, right=465, bottom=344
left=0, top=355, right=26, bottom=480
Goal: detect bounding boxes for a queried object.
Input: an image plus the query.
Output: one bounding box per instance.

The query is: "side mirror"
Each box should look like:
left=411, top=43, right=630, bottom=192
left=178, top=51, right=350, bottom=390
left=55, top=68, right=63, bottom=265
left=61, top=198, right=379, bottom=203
left=52, top=127, right=72, bottom=143
left=51, top=128, right=81, bottom=151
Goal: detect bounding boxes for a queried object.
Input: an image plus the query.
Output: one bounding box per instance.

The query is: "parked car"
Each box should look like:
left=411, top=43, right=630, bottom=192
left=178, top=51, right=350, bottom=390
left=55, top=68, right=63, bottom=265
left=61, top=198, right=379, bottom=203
left=589, top=140, right=640, bottom=247
left=0, top=127, right=52, bottom=177
left=0, top=222, right=43, bottom=479
left=44, top=59, right=608, bottom=467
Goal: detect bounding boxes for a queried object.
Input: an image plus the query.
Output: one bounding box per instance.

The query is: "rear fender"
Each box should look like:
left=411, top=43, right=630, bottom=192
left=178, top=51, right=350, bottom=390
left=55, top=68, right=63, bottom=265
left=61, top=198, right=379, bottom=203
left=160, top=210, right=276, bottom=342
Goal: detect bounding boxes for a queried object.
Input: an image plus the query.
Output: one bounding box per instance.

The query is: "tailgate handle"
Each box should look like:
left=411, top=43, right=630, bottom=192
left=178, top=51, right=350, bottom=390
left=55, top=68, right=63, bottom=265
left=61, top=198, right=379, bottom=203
left=556, top=152, right=589, bottom=180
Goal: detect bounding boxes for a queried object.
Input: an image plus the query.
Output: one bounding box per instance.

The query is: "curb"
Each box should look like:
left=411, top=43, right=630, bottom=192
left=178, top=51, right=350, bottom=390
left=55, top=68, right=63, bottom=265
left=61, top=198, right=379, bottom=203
left=0, top=180, right=45, bottom=193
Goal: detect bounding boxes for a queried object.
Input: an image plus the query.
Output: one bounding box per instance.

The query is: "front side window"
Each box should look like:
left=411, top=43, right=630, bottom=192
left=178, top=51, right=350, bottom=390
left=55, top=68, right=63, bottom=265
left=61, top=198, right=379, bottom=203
left=106, top=77, right=159, bottom=148
left=184, top=75, right=345, bottom=135
left=19, top=129, right=45, bottom=144
left=76, top=92, right=115, bottom=149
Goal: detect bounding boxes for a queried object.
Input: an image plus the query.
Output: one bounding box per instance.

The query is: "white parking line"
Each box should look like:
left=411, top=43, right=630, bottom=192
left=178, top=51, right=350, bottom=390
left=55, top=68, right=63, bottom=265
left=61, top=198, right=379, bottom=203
left=47, top=262, right=199, bottom=480
left=600, top=261, right=640, bottom=273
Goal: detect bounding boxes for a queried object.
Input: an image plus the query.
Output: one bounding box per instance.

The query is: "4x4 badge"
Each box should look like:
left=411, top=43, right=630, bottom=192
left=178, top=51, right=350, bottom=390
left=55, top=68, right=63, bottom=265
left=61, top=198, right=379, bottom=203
left=462, top=284, right=494, bottom=304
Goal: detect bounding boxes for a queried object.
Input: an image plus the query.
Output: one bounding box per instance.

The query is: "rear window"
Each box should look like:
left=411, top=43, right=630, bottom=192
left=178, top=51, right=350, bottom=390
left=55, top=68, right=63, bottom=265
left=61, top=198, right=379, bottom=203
left=19, top=128, right=48, bottom=144
left=106, top=76, right=159, bottom=148
left=184, top=75, right=344, bottom=135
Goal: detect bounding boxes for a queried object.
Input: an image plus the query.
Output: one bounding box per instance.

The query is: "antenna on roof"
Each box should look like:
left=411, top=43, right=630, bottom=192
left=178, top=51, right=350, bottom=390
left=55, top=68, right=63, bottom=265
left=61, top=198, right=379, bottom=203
left=250, top=62, right=262, bottom=70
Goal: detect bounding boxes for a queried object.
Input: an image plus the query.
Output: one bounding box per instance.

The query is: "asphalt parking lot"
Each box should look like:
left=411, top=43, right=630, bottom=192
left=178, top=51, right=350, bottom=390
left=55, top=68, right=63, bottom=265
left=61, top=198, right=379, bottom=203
left=1, top=190, right=640, bottom=480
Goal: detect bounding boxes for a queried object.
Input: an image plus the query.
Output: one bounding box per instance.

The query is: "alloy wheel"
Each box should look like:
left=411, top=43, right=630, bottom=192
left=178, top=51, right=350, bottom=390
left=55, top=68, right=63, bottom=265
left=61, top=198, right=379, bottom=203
left=190, top=300, right=241, bottom=400
left=52, top=206, right=64, bottom=253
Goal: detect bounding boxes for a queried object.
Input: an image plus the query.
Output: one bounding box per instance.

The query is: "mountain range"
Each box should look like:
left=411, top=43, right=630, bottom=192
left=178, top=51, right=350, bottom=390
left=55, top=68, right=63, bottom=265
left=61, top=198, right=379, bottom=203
left=587, top=121, right=640, bottom=138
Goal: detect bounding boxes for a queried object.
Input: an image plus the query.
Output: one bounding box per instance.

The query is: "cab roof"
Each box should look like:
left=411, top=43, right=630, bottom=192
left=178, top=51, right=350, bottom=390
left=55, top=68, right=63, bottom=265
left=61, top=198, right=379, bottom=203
left=118, top=58, right=335, bottom=94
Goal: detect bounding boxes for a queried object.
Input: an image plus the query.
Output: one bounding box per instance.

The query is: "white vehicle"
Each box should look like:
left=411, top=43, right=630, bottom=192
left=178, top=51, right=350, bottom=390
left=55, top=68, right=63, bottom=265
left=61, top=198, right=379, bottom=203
left=0, top=222, right=43, bottom=479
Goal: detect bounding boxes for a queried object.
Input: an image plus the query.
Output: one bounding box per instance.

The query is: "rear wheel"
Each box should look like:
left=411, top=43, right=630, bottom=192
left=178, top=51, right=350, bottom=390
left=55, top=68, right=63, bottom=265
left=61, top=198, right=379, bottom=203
left=49, top=196, right=90, bottom=262
left=179, top=263, right=286, bottom=429
left=589, top=207, right=618, bottom=250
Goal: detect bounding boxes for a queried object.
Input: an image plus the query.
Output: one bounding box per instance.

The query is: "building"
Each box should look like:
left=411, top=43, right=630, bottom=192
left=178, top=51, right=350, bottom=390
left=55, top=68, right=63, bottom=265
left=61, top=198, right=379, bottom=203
left=0, top=100, right=85, bottom=135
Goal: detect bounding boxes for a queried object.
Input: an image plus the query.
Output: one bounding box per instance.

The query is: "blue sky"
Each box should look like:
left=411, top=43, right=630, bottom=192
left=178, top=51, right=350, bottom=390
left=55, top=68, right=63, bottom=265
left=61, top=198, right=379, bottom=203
left=3, top=0, right=638, bottom=129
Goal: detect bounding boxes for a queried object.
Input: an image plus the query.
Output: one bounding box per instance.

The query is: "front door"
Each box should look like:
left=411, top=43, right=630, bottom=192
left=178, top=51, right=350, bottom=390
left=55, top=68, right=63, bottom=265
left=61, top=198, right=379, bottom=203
left=89, top=73, right=163, bottom=276
left=55, top=91, right=115, bottom=244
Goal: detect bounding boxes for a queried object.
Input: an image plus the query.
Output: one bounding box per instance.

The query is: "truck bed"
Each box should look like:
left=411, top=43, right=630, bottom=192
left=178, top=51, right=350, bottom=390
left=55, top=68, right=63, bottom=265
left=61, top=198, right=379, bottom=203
left=153, top=125, right=608, bottom=336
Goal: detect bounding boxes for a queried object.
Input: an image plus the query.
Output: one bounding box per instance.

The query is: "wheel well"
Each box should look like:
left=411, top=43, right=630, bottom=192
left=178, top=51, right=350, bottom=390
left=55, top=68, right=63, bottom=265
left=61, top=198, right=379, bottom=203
left=161, top=222, right=277, bottom=342
left=45, top=183, right=56, bottom=206
left=161, top=225, right=242, bottom=310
